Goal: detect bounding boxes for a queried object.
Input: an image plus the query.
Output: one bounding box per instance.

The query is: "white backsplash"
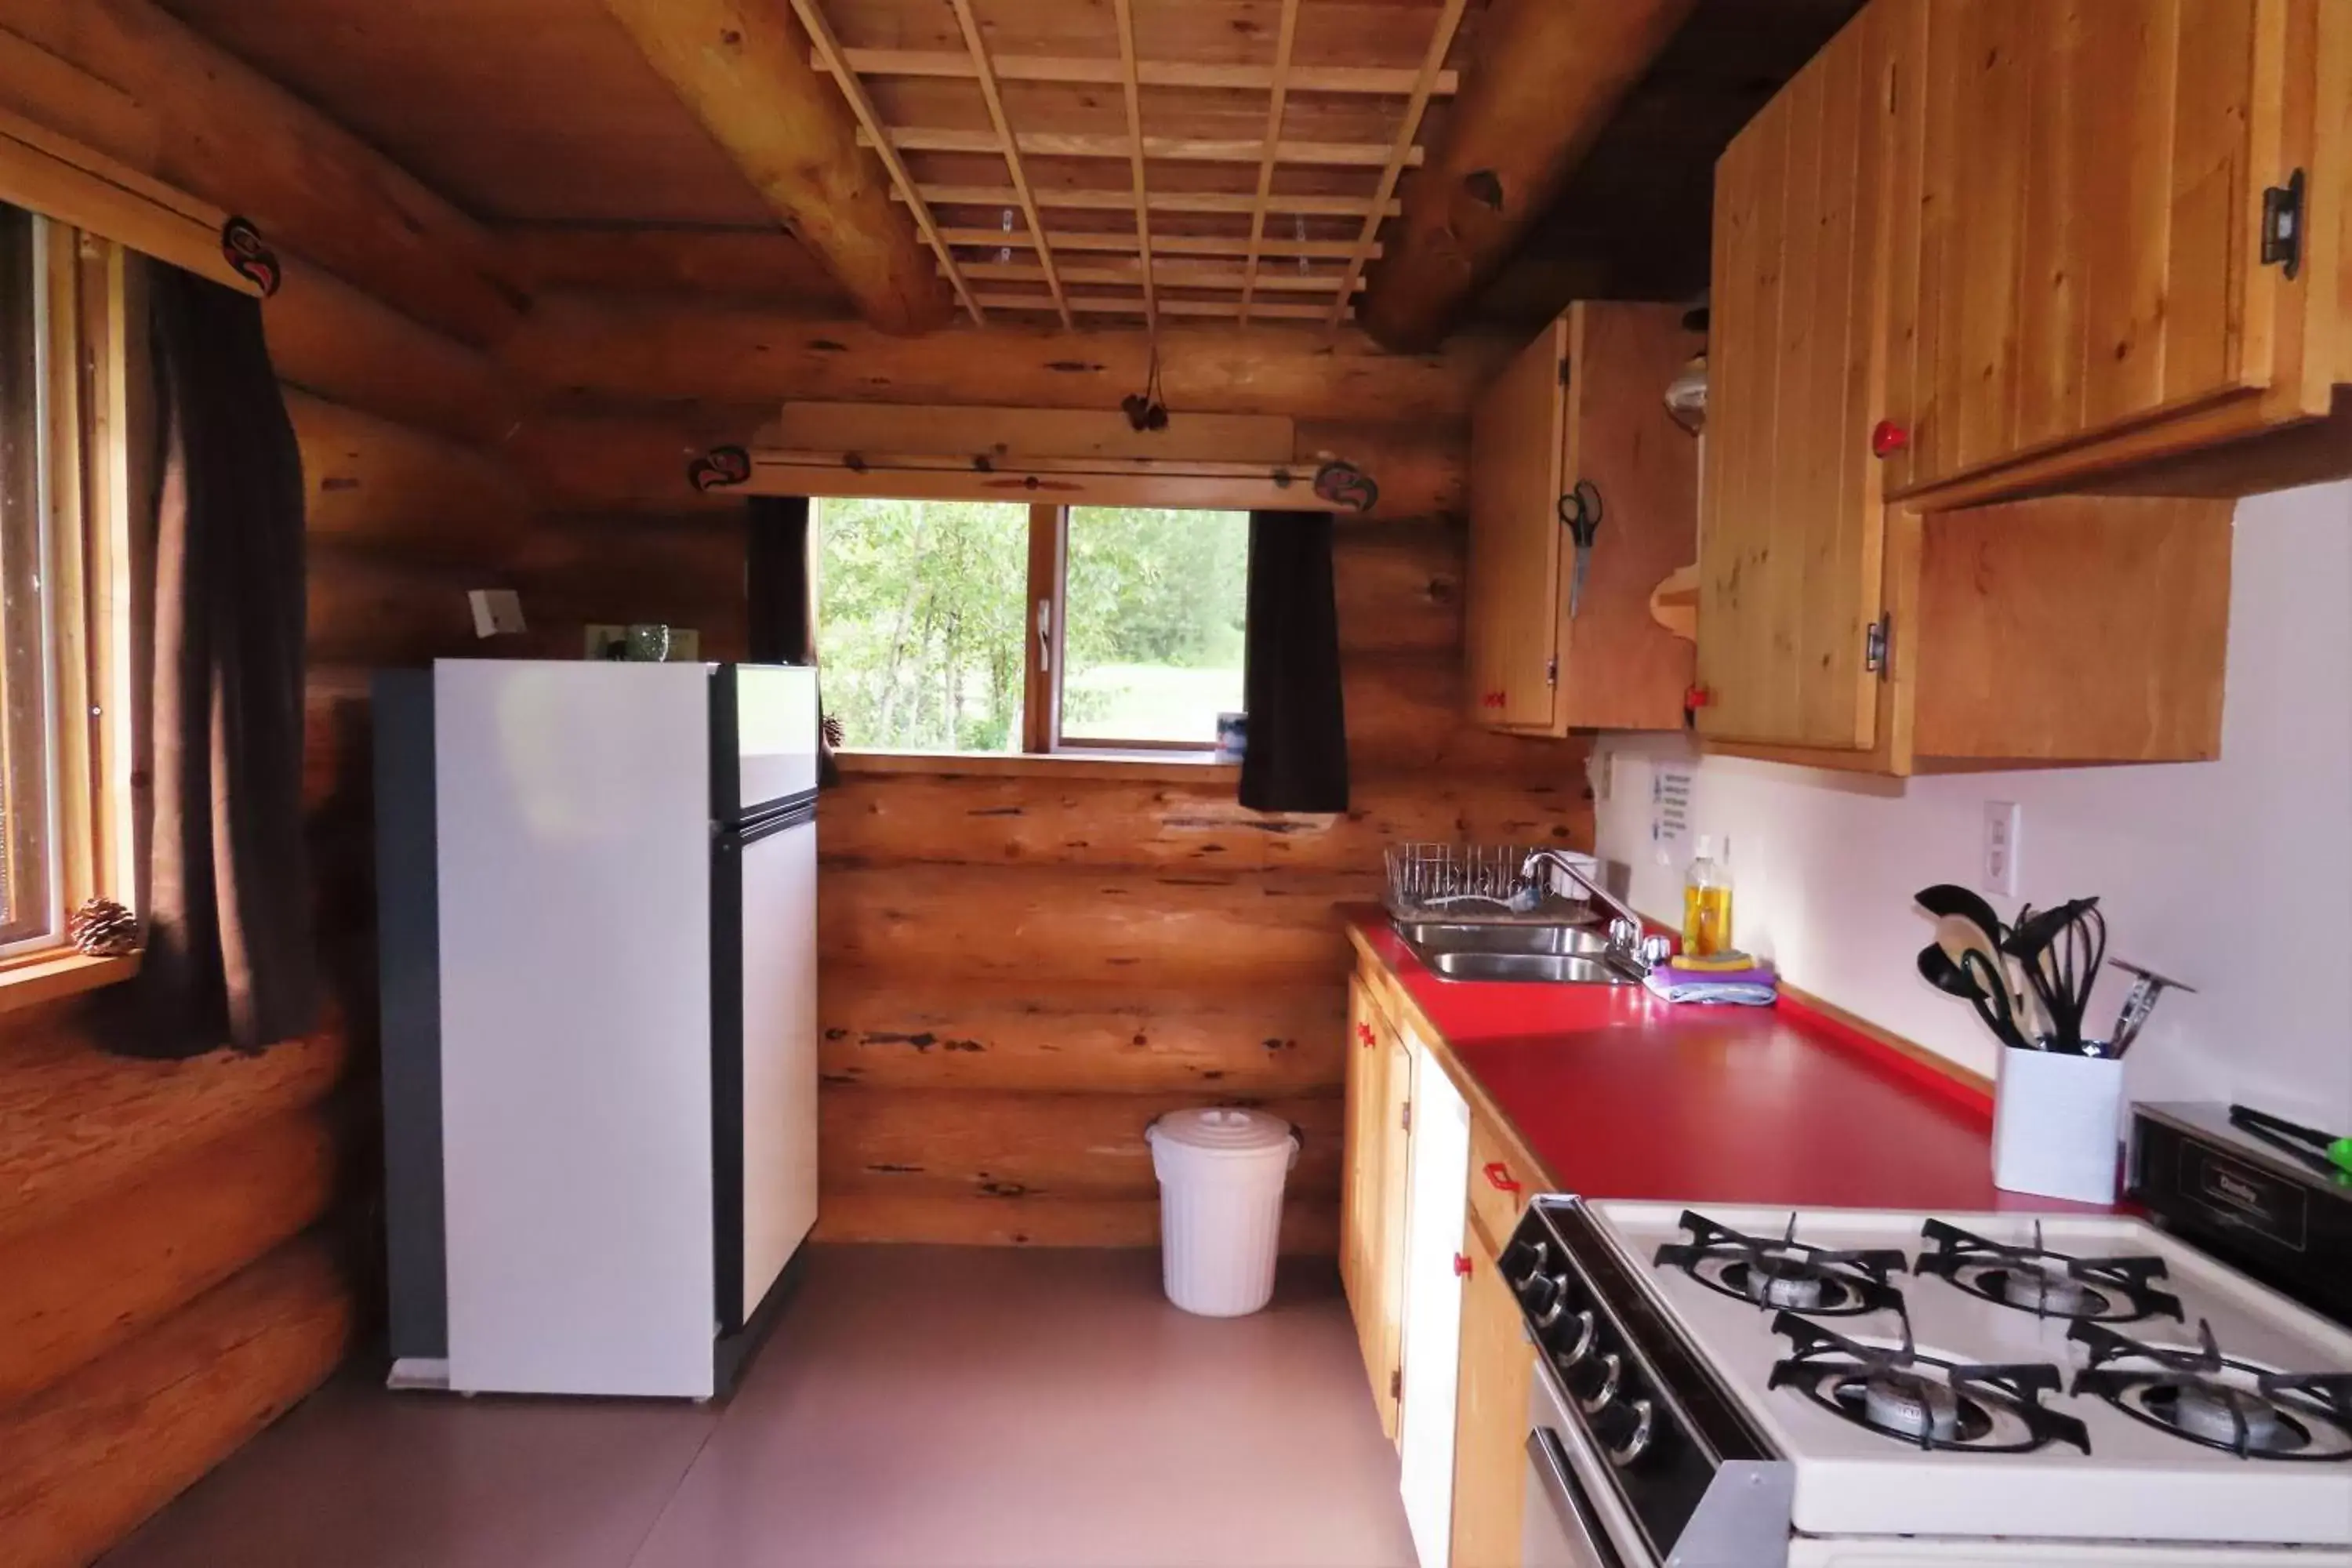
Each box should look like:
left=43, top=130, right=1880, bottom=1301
left=1593, top=479, right=2352, bottom=1131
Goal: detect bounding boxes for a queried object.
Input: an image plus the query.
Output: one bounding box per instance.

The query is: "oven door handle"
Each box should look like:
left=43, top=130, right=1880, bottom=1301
left=1527, top=1427, right=1628, bottom=1568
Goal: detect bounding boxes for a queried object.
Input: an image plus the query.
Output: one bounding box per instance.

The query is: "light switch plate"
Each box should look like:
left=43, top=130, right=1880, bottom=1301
left=1982, top=800, right=2021, bottom=898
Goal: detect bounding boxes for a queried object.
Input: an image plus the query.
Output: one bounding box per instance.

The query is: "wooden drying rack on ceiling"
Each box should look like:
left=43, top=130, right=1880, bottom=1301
left=782, top=0, right=1471, bottom=332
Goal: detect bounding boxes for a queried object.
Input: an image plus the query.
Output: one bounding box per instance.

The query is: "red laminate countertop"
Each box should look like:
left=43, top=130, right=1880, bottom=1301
left=1346, top=912, right=2111, bottom=1215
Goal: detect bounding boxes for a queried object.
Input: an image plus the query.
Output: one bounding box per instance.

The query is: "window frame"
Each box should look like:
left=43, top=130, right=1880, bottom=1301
left=818, top=496, right=1248, bottom=763
left=0, top=204, right=145, bottom=986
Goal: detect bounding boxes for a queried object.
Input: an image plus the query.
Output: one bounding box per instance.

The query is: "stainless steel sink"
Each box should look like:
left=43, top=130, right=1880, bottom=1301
left=1421, top=949, right=1639, bottom=985
left=1392, top=921, right=1614, bottom=957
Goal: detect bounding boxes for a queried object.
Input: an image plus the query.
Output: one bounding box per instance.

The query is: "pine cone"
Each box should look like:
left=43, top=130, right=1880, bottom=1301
left=69, top=897, right=141, bottom=958
left=822, top=713, right=845, bottom=750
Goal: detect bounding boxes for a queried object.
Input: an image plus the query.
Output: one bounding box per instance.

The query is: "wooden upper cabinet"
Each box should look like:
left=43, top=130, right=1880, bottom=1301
left=1881, top=0, right=2350, bottom=505
left=1697, top=3, right=1899, bottom=753
left=1466, top=302, right=1700, bottom=735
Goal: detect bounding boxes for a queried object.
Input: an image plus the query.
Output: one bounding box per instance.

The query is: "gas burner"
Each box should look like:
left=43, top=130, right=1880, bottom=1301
left=1916, top=1219, right=2183, bottom=1324
left=2071, top=1320, right=2352, bottom=1463
left=1768, top=1313, right=2092, bottom=1454
left=1655, top=1210, right=1907, bottom=1317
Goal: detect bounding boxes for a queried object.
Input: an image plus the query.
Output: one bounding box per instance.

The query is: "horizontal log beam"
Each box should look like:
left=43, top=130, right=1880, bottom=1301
left=817, top=862, right=1368, bottom=985
left=0, top=1105, right=343, bottom=1404
left=599, top=0, right=953, bottom=334
left=0, top=0, right=518, bottom=346
left=815, top=1192, right=1335, bottom=1253
left=266, top=261, right=519, bottom=448
left=1363, top=0, right=1696, bottom=350
left=0, top=1004, right=347, bottom=1245
left=826, top=49, right=1460, bottom=97
left=820, top=1086, right=1341, bottom=1203
left=287, top=392, right=535, bottom=563
left=307, top=545, right=503, bottom=668
left=0, top=1234, right=352, bottom=1568
left=499, top=224, right=851, bottom=310
left=865, top=126, right=1422, bottom=169
left=502, top=294, right=1508, bottom=424
left=819, top=971, right=1345, bottom=1096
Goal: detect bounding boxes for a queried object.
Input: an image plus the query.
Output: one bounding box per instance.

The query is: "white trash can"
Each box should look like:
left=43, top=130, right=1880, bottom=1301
left=1145, top=1107, right=1300, bottom=1317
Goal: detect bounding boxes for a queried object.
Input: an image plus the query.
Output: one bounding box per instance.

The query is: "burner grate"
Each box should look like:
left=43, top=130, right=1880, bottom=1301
left=1656, top=1210, right=1908, bottom=1318
left=2071, top=1320, right=2352, bottom=1463
left=1768, top=1313, right=2092, bottom=1455
left=1916, top=1219, right=2183, bottom=1324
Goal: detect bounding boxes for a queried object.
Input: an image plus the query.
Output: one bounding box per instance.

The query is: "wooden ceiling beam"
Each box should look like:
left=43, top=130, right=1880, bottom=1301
left=971, top=292, right=1335, bottom=323
left=1239, top=0, right=1301, bottom=325
left=965, top=261, right=1359, bottom=295
left=1109, top=0, right=1158, bottom=333
left=863, top=128, right=1420, bottom=169
left=1326, top=0, right=1469, bottom=328
left=596, top=0, right=956, bottom=332
left=912, top=186, right=1399, bottom=219
left=946, top=0, right=1071, bottom=327
left=1360, top=0, right=1697, bottom=350
left=822, top=49, right=1461, bottom=97
left=942, top=229, right=1378, bottom=261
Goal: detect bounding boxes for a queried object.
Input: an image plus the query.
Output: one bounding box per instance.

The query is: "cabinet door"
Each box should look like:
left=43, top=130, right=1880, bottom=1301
left=1886, top=0, right=2314, bottom=497
left=1341, top=975, right=1381, bottom=1327
left=1450, top=1219, right=1534, bottom=1568
left=1399, top=1043, right=1473, bottom=1568
left=1466, top=316, right=1568, bottom=730
left=1697, top=2, right=1900, bottom=752
left=1555, top=303, right=1703, bottom=732
left=1373, top=1030, right=1414, bottom=1443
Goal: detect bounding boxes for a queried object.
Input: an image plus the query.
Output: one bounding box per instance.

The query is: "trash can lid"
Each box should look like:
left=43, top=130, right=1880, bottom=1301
left=1146, top=1106, right=1297, bottom=1157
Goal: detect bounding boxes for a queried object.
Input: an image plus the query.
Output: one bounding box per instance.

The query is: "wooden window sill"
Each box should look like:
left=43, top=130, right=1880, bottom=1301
left=0, top=949, right=140, bottom=1014
left=835, top=749, right=1241, bottom=785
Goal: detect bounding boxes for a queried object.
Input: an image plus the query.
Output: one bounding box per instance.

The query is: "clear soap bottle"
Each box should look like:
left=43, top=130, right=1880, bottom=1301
left=1681, top=835, right=1733, bottom=957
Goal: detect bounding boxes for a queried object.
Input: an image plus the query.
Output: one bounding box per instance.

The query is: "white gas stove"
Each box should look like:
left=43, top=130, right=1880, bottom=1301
left=1506, top=1200, right=2352, bottom=1566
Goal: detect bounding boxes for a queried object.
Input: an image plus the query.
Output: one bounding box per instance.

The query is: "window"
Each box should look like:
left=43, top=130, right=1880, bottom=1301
left=0, top=201, right=141, bottom=967
left=814, top=498, right=1249, bottom=757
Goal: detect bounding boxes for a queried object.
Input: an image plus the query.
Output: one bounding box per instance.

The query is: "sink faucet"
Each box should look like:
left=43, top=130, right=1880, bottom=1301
left=1519, top=849, right=1668, bottom=973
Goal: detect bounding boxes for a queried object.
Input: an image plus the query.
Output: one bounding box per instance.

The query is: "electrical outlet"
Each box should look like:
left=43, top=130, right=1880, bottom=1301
left=1982, top=800, right=2021, bottom=898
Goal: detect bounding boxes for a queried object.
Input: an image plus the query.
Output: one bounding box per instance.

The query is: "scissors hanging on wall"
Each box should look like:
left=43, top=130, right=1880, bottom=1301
left=1559, top=479, right=1602, bottom=619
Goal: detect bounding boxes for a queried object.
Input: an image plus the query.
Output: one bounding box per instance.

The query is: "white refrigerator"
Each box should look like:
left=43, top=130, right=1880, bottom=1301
left=376, top=659, right=820, bottom=1399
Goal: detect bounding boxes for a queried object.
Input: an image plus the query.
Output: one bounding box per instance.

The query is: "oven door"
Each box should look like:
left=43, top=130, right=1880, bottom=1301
left=1523, top=1355, right=1657, bottom=1568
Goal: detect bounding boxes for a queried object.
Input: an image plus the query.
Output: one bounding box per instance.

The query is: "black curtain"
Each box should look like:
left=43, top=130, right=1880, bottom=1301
left=1239, top=510, right=1348, bottom=813
left=125, top=269, right=317, bottom=1056
left=746, top=493, right=838, bottom=786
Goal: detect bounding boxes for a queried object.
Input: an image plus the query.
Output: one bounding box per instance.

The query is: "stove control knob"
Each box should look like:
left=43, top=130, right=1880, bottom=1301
left=1530, top=1274, right=1573, bottom=1327
left=1604, top=1399, right=1656, bottom=1469
left=1552, top=1308, right=1599, bottom=1370
left=1576, top=1352, right=1623, bottom=1416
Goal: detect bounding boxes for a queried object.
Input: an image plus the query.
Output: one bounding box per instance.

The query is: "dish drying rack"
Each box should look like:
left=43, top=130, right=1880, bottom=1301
left=1383, top=843, right=1599, bottom=925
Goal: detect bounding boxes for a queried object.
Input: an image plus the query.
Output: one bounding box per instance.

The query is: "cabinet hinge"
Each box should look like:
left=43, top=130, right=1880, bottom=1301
left=1400, top=1100, right=1413, bottom=1134
left=1558, top=355, right=1572, bottom=387
left=2262, top=169, right=2306, bottom=281
left=1389, top=1368, right=1403, bottom=1402
left=1864, top=614, right=1891, bottom=677
left=1545, top=655, right=1559, bottom=688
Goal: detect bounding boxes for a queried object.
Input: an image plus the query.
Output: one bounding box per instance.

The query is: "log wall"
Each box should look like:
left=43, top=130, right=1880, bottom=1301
left=0, top=8, right=546, bottom=1559
left=494, top=297, right=1591, bottom=1254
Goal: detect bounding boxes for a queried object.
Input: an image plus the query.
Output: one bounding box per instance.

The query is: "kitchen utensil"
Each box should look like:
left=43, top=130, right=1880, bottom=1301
left=1558, top=480, right=1602, bottom=619
left=2002, top=897, right=2104, bottom=1053
left=1916, top=942, right=2030, bottom=1051
left=2107, top=958, right=2195, bottom=1057
left=2227, top=1104, right=2352, bottom=1178
left=1916, top=884, right=2036, bottom=1040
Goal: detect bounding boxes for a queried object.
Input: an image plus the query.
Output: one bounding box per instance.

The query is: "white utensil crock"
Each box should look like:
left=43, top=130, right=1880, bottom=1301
left=1991, top=1044, right=2123, bottom=1204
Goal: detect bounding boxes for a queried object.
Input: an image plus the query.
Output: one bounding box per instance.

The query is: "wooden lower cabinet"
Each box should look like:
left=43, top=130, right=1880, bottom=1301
left=1451, top=1205, right=1534, bottom=1568
left=1341, top=970, right=1413, bottom=1443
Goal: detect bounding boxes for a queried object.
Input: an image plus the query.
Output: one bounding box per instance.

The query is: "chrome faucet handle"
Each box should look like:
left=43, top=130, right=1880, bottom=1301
left=1638, top=935, right=1675, bottom=969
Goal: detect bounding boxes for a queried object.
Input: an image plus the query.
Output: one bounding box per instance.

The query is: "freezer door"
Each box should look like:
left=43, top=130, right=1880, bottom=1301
left=713, top=808, right=819, bottom=1331
left=713, top=663, right=818, bottom=823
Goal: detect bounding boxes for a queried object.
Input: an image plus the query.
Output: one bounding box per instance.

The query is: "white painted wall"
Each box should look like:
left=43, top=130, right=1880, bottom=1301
left=1592, top=481, right=2352, bottom=1131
